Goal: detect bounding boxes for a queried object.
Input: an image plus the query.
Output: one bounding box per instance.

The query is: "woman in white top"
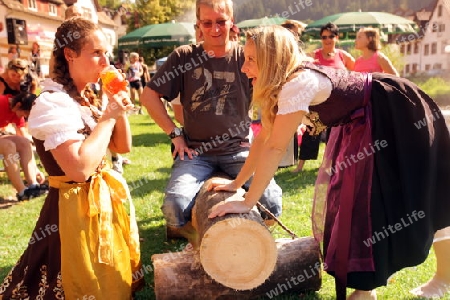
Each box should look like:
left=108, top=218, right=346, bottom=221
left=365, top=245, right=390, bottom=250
left=208, top=25, right=450, bottom=300
left=0, top=17, right=143, bottom=299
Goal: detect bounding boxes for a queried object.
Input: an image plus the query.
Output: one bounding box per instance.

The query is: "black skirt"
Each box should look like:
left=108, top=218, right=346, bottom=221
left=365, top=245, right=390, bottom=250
left=340, top=75, right=450, bottom=290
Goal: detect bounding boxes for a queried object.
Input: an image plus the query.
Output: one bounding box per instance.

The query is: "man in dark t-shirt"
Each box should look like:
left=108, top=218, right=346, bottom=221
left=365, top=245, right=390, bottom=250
left=141, top=0, right=282, bottom=240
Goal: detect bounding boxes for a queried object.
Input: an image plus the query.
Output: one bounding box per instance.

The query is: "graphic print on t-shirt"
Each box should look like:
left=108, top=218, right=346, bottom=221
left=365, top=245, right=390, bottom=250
left=190, top=67, right=238, bottom=116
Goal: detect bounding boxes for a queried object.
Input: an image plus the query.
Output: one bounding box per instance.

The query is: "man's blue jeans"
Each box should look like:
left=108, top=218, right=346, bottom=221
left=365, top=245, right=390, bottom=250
left=162, top=150, right=283, bottom=227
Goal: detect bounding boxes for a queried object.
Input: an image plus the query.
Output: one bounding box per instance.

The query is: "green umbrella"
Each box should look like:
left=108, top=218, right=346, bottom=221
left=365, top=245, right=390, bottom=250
left=118, top=25, right=154, bottom=49
left=236, top=17, right=287, bottom=30
left=118, top=22, right=196, bottom=50
left=141, top=22, right=196, bottom=49
left=304, top=11, right=418, bottom=35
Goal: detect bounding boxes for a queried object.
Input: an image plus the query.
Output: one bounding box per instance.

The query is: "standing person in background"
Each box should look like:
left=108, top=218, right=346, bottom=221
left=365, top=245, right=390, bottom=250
left=127, top=52, right=143, bottom=112
left=0, top=17, right=143, bottom=299
left=313, top=22, right=354, bottom=70
left=229, top=24, right=239, bottom=42
left=7, top=45, right=19, bottom=61
left=209, top=25, right=450, bottom=300
left=354, top=27, right=399, bottom=75
left=29, top=42, right=41, bottom=78
left=141, top=0, right=282, bottom=241
left=293, top=22, right=355, bottom=173
left=139, top=56, right=150, bottom=88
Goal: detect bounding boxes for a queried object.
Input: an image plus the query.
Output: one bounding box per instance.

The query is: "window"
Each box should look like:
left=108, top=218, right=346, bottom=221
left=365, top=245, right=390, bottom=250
left=407, top=44, right=411, bottom=54
left=414, top=43, right=419, bottom=54
left=438, top=5, right=442, bottom=17
left=431, top=42, right=437, bottom=54
left=400, top=44, right=405, bottom=53
left=432, top=22, right=438, bottom=32
left=412, top=63, right=418, bottom=73
left=49, top=3, right=57, bottom=15
left=28, top=0, right=37, bottom=10
left=424, top=44, right=429, bottom=55
left=425, top=64, right=431, bottom=71
left=439, top=23, right=445, bottom=32
left=405, top=64, right=410, bottom=74
left=433, top=63, right=442, bottom=70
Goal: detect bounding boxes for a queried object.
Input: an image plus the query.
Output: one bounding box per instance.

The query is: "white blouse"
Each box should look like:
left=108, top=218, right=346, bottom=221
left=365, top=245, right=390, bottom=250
left=28, top=80, right=97, bottom=151
left=277, top=69, right=332, bottom=115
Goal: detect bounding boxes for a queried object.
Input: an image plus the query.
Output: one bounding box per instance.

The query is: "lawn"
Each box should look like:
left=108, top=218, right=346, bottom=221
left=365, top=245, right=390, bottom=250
left=0, top=113, right=447, bottom=299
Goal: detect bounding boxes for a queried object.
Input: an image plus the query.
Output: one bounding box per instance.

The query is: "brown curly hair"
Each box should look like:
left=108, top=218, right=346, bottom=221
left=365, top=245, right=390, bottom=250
left=52, top=18, right=97, bottom=99
left=52, top=17, right=100, bottom=119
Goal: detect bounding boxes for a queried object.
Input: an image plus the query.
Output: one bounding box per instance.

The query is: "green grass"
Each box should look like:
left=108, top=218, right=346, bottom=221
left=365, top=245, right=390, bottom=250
left=0, top=114, right=447, bottom=299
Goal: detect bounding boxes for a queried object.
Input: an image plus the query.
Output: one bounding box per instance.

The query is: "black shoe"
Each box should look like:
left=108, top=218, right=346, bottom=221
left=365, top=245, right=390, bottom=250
left=16, top=185, right=48, bottom=201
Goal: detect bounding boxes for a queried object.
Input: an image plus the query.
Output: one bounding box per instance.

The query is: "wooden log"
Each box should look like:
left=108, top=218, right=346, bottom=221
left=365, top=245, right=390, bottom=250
left=151, top=237, right=322, bottom=300
left=192, top=176, right=277, bottom=290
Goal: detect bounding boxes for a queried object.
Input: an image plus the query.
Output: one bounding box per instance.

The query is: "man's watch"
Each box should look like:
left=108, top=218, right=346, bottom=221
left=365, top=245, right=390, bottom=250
left=169, top=127, right=183, bottom=139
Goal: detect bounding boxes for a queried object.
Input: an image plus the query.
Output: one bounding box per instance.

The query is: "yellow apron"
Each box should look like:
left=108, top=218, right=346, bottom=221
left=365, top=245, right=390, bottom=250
left=49, top=168, right=142, bottom=299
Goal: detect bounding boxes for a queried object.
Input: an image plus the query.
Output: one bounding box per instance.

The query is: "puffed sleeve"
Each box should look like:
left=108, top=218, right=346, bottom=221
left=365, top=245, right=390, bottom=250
left=28, top=91, right=86, bottom=151
left=277, top=69, right=331, bottom=115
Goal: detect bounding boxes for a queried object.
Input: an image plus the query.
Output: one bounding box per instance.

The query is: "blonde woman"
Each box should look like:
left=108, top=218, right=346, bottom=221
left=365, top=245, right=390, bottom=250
left=209, top=25, right=450, bottom=300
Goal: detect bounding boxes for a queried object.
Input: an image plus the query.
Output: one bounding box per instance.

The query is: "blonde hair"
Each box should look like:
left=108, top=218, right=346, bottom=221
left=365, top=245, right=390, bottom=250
left=246, top=25, right=309, bottom=130
left=196, top=0, right=233, bottom=19
left=359, top=27, right=381, bottom=51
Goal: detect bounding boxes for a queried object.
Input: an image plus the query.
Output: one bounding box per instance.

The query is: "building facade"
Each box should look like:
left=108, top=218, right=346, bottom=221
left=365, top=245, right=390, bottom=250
left=398, top=0, right=450, bottom=76
left=0, top=0, right=116, bottom=77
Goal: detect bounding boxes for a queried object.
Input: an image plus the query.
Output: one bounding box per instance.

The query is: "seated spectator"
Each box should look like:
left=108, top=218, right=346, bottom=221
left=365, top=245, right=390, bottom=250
left=0, top=59, right=29, bottom=95
left=0, top=92, right=48, bottom=200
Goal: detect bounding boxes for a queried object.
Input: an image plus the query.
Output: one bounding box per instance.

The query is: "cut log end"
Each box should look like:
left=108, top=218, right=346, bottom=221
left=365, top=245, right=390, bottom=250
left=200, top=218, right=277, bottom=290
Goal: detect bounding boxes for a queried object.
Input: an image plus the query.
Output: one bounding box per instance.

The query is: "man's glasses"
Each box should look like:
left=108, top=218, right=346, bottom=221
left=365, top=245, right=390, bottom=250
left=199, top=19, right=228, bottom=28
left=321, top=35, right=336, bottom=40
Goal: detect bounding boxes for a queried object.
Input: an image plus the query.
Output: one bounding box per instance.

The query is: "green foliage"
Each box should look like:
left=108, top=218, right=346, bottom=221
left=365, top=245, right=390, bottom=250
left=233, top=0, right=434, bottom=23
left=415, top=77, right=450, bottom=96
left=1, top=114, right=449, bottom=299
left=98, top=0, right=122, bottom=9
left=126, top=0, right=196, bottom=32
left=415, top=77, right=450, bottom=106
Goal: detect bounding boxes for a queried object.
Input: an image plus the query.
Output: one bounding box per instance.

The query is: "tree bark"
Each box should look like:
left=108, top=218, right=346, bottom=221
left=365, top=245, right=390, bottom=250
left=151, top=237, right=322, bottom=300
